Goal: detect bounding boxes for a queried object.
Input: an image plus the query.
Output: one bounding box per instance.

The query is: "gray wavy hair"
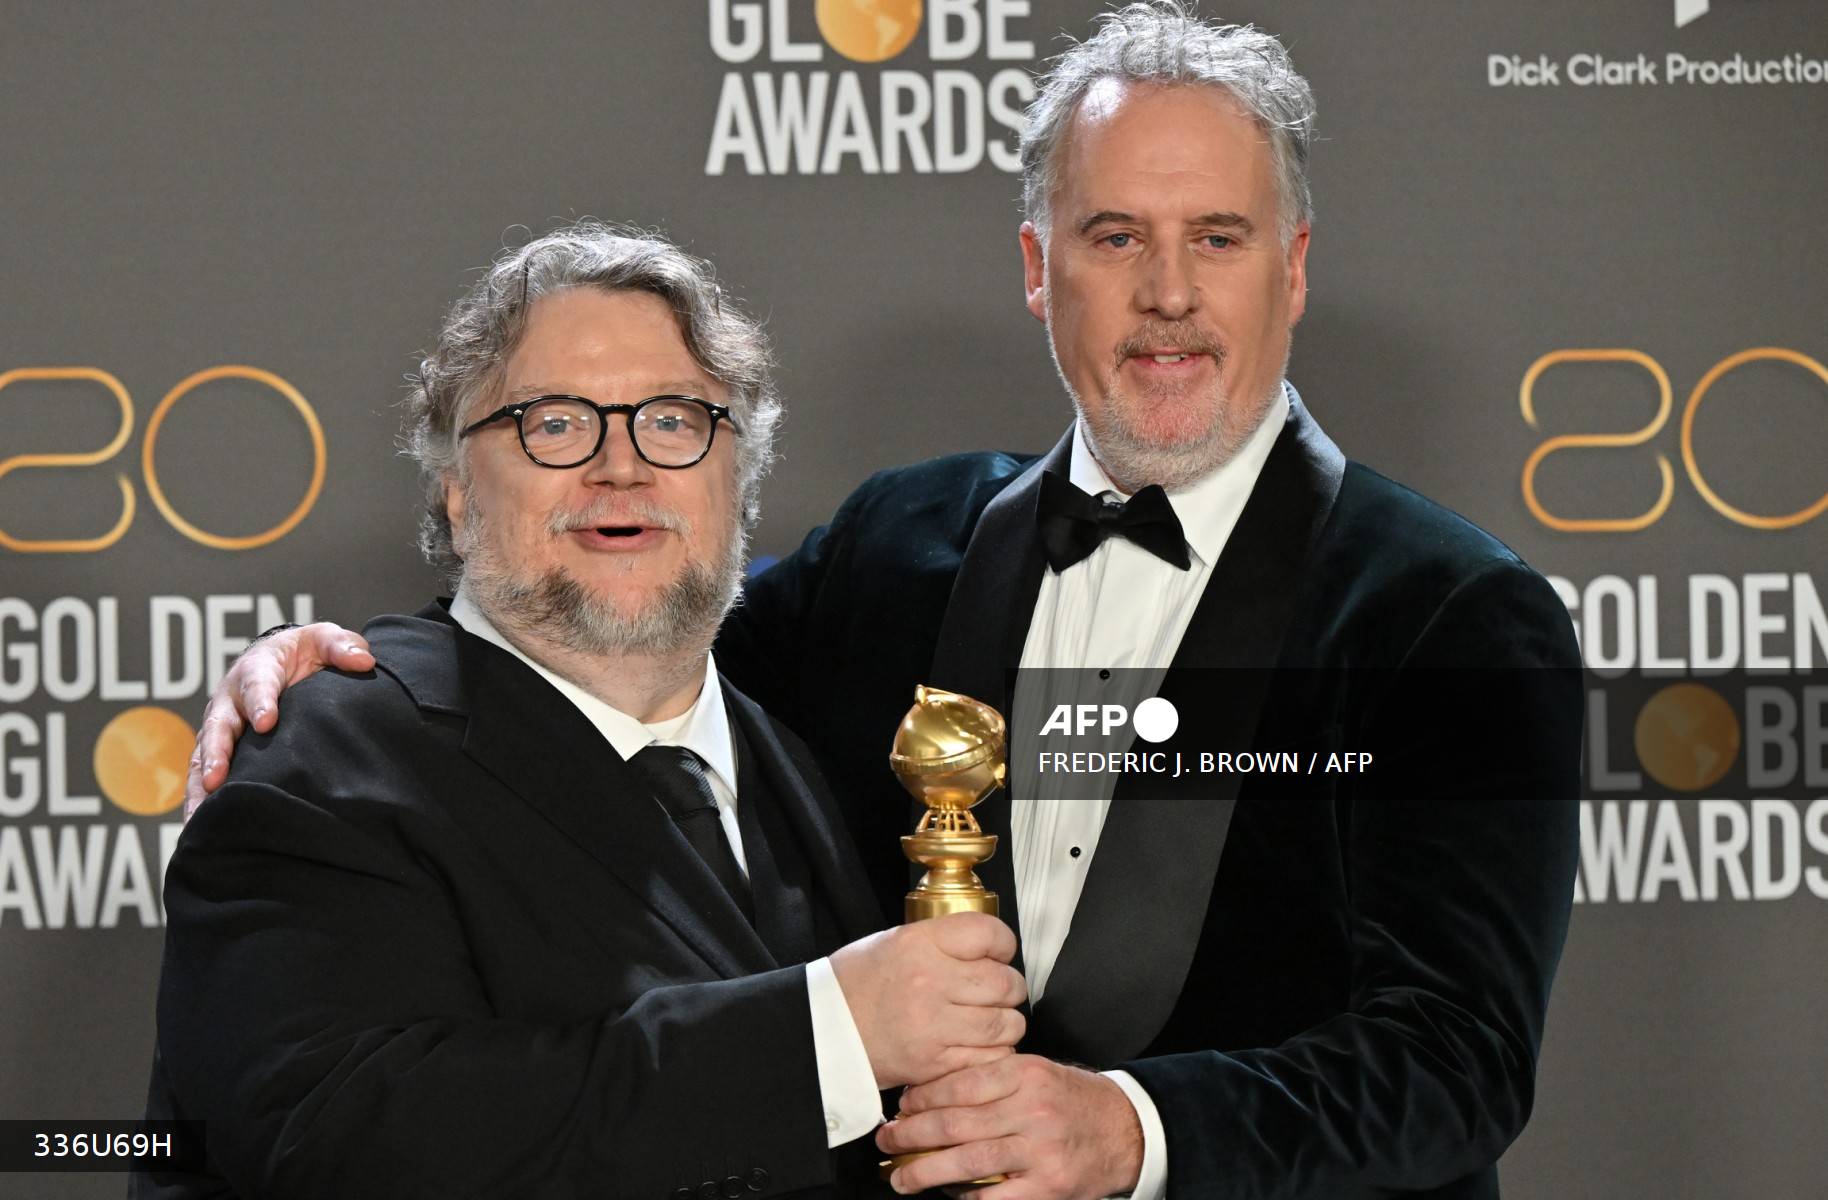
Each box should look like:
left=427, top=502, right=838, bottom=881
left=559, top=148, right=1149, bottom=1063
left=1020, top=1, right=1317, bottom=245
left=401, top=220, right=782, bottom=580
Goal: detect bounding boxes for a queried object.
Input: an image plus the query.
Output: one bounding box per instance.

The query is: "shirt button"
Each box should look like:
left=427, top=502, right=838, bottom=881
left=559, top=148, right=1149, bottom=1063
left=1070, top=846, right=1082, bottom=858
left=747, top=1167, right=771, bottom=1191
left=698, top=1182, right=721, bottom=1200
left=1098, top=668, right=1112, bottom=680
left=722, top=1177, right=745, bottom=1199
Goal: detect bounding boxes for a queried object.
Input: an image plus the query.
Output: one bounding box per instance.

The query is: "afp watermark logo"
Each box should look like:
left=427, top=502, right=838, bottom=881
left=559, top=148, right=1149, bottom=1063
left=704, top=0, right=1037, bottom=176
left=1019, top=680, right=1375, bottom=784
left=1038, top=696, right=1180, bottom=743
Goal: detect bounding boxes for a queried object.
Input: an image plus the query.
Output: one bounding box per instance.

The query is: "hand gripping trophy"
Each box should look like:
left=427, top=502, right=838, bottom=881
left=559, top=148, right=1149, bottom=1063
left=881, top=685, right=1009, bottom=1183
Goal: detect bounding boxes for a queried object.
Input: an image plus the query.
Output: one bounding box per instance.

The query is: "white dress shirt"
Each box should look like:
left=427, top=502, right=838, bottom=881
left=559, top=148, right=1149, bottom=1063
left=1013, top=385, right=1290, bottom=1200
left=449, top=589, right=882, bottom=1147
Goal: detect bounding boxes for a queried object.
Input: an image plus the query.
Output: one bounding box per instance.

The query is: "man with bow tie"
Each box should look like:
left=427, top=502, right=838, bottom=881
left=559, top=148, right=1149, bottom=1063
left=188, top=4, right=1583, bottom=1197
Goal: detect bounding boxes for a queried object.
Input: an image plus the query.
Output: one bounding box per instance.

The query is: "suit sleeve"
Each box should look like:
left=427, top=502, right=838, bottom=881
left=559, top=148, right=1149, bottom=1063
left=158, top=775, right=835, bottom=1200
left=1119, top=560, right=1584, bottom=1199
left=720, top=458, right=989, bottom=729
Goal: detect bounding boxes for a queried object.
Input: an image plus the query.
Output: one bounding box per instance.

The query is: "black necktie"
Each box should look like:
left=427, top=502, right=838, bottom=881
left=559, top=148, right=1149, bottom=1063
left=628, top=744, right=754, bottom=921
left=1035, top=471, right=1191, bottom=572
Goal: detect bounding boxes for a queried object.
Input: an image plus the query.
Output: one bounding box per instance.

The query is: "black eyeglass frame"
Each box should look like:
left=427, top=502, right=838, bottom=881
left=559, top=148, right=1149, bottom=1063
left=459, top=393, right=742, bottom=469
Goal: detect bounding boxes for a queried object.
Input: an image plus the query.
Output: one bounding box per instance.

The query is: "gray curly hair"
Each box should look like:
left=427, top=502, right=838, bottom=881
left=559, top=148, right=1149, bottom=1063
left=401, top=220, right=782, bottom=580
left=1020, top=1, right=1317, bottom=246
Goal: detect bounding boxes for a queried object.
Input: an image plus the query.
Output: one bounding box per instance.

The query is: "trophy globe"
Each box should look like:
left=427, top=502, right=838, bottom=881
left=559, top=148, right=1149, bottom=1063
left=888, top=685, right=1006, bottom=921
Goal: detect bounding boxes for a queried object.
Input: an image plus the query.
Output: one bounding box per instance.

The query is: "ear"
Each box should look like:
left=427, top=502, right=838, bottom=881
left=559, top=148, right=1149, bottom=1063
left=1284, top=221, right=1312, bottom=327
left=1019, top=221, right=1048, bottom=324
left=442, top=473, right=468, bottom=557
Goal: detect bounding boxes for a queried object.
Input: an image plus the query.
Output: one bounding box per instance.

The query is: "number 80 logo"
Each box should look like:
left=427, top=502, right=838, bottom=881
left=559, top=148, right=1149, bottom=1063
left=0, top=365, right=325, bottom=552
left=1520, top=346, right=1828, bottom=532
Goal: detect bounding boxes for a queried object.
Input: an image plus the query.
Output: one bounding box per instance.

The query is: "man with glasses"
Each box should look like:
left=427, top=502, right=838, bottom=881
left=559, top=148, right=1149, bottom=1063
left=134, top=223, right=1027, bottom=1200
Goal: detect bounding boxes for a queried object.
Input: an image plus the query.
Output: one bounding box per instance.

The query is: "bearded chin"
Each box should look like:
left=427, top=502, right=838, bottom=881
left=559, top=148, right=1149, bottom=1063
left=1044, top=323, right=1281, bottom=493
left=1052, top=357, right=1249, bottom=495
left=458, top=492, right=747, bottom=658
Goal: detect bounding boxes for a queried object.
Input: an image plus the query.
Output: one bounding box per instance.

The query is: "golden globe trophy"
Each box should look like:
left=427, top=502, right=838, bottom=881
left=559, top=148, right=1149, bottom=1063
left=880, top=684, right=1008, bottom=1184
left=891, top=685, right=1006, bottom=920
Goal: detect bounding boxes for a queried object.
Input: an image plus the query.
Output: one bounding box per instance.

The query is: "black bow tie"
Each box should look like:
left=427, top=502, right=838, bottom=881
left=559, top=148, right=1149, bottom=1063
left=1036, top=471, right=1191, bottom=573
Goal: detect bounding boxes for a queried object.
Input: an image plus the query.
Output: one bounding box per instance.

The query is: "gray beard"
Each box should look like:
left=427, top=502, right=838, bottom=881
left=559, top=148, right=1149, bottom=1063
left=458, top=489, right=747, bottom=659
left=1070, top=393, right=1259, bottom=493
left=1044, top=312, right=1284, bottom=492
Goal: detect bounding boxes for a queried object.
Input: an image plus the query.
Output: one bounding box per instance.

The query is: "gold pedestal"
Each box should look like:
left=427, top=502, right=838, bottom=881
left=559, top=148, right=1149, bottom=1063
left=902, top=827, right=1000, bottom=921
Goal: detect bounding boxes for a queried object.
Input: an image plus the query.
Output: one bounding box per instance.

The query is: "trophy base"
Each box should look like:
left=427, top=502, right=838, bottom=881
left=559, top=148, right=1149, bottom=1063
left=901, top=830, right=1000, bottom=922
left=905, top=890, right=999, bottom=921
left=879, top=1148, right=1005, bottom=1186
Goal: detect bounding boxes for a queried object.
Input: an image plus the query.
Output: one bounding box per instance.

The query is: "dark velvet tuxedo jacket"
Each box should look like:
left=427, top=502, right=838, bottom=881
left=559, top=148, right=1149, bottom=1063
left=137, top=607, right=885, bottom=1200
left=717, top=394, right=1584, bottom=1200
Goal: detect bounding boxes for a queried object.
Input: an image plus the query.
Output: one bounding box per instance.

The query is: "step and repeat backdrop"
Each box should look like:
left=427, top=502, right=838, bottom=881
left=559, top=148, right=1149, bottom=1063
left=3, top=1, right=1824, bottom=1195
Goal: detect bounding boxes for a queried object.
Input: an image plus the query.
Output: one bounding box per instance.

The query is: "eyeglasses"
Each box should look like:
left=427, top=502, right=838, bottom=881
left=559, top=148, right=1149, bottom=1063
left=459, top=394, right=741, bottom=469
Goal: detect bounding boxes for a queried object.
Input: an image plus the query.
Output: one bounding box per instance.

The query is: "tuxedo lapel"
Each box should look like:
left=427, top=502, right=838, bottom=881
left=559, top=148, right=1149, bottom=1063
left=928, top=429, right=1070, bottom=713
left=445, top=625, right=777, bottom=981
left=1023, top=393, right=1348, bottom=1064
left=725, top=685, right=883, bottom=948
left=926, top=429, right=1072, bottom=962
left=730, top=720, right=817, bottom=968
left=1165, top=392, right=1347, bottom=674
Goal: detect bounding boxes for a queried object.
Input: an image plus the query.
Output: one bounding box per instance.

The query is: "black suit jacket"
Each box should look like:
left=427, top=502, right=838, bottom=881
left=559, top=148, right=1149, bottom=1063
left=717, top=393, right=1584, bottom=1199
left=139, top=605, right=885, bottom=1200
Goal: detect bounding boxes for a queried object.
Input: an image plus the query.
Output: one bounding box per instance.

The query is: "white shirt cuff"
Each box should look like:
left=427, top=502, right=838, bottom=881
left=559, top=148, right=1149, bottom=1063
left=806, top=956, right=884, bottom=1148
left=1102, top=1069, right=1168, bottom=1200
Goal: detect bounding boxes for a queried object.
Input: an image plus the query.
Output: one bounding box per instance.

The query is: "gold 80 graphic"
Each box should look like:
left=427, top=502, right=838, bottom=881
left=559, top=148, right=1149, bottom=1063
left=0, top=365, right=326, bottom=553
left=1520, top=346, right=1828, bottom=532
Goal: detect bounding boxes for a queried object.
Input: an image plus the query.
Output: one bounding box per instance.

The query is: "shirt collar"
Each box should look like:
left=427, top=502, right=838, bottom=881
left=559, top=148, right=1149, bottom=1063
left=448, top=587, right=738, bottom=798
left=1068, top=381, right=1291, bottom=569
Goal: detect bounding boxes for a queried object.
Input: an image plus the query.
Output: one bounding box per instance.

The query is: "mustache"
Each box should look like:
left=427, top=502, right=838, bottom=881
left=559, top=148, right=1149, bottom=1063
left=546, top=498, right=689, bottom=536
left=1113, top=322, right=1226, bottom=368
